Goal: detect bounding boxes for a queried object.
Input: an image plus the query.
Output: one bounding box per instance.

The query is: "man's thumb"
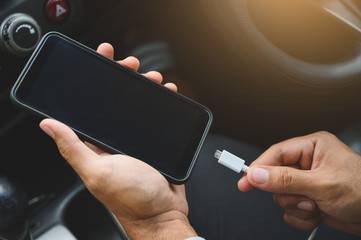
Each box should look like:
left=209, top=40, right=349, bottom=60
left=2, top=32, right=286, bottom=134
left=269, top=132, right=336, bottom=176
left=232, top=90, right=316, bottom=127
left=39, top=119, right=97, bottom=172
left=247, top=166, right=317, bottom=197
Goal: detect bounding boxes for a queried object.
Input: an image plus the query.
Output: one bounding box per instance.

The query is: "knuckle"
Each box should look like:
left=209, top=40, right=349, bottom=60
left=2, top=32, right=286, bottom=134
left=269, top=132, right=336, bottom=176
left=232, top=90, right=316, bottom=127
left=267, top=144, right=284, bottom=165
left=314, top=130, right=329, bottom=136
left=57, top=140, right=82, bottom=161
left=269, top=143, right=282, bottom=153
left=273, top=194, right=286, bottom=208
left=278, top=168, right=295, bottom=192
left=314, top=131, right=335, bottom=140
left=58, top=144, right=74, bottom=160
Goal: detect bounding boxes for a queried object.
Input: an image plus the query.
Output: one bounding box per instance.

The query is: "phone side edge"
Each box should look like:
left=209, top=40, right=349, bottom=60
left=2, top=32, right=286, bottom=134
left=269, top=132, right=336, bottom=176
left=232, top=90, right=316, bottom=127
left=164, top=107, right=213, bottom=184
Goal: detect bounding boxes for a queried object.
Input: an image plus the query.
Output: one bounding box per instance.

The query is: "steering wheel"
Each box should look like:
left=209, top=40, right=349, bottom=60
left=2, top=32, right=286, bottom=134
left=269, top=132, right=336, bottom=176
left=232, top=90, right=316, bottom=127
left=201, top=0, right=361, bottom=87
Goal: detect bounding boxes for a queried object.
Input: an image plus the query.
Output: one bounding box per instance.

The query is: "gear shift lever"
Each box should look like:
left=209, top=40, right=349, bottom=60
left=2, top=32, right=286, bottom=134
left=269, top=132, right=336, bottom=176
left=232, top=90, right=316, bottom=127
left=0, top=177, right=32, bottom=240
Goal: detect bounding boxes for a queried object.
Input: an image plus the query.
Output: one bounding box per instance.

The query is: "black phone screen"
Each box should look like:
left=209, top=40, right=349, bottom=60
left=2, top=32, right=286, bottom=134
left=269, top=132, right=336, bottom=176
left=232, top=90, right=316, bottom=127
left=13, top=33, right=212, bottom=182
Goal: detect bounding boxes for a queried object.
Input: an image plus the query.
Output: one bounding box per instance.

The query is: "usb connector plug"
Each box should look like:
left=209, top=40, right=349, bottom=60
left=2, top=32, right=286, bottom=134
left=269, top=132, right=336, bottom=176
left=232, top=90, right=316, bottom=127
left=214, top=150, right=249, bottom=173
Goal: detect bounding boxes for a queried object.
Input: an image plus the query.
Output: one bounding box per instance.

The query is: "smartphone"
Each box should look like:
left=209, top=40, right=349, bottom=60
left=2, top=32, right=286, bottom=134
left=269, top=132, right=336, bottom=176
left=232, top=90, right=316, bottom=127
left=11, top=32, right=212, bottom=184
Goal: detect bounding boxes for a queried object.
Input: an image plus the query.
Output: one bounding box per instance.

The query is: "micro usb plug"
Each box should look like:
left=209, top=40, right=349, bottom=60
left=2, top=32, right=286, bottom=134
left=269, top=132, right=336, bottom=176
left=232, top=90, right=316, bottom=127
left=214, top=150, right=249, bottom=173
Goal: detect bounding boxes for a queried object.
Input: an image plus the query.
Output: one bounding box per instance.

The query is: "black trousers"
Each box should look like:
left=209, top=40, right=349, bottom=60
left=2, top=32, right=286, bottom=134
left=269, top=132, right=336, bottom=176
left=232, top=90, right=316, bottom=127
left=185, top=134, right=359, bottom=240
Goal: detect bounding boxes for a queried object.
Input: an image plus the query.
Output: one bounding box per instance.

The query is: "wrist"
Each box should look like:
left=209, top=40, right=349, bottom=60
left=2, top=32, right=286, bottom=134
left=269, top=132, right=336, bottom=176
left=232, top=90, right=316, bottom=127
left=116, top=210, right=197, bottom=240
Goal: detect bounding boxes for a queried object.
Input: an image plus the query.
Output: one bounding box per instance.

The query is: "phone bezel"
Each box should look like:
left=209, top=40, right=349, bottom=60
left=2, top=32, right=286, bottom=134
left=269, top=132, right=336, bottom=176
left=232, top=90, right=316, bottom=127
left=10, top=32, right=213, bottom=184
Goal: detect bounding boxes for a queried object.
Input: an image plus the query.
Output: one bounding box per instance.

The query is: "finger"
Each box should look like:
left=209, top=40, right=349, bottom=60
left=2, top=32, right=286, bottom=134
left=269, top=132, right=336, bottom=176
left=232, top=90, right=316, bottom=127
left=170, top=184, right=189, bottom=214
left=97, top=43, right=114, bottom=59
left=273, top=194, right=317, bottom=211
left=39, top=119, right=98, bottom=177
left=250, top=134, right=317, bottom=170
left=164, top=82, right=178, bottom=92
left=284, top=208, right=321, bottom=221
left=171, top=184, right=186, bottom=198
left=238, top=164, right=301, bottom=192
left=247, top=165, right=318, bottom=197
left=84, top=142, right=111, bottom=156
left=143, top=71, right=163, bottom=84
left=284, top=212, right=321, bottom=231
left=118, top=56, right=140, bottom=71
left=237, top=174, right=254, bottom=192
left=323, top=216, right=361, bottom=236
left=241, top=135, right=318, bottom=193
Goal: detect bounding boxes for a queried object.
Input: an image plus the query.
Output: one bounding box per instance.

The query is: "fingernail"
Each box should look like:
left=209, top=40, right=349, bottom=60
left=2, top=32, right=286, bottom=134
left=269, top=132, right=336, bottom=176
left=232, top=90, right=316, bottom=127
left=40, top=125, right=55, bottom=139
left=252, top=168, right=269, bottom=184
left=298, top=201, right=313, bottom=211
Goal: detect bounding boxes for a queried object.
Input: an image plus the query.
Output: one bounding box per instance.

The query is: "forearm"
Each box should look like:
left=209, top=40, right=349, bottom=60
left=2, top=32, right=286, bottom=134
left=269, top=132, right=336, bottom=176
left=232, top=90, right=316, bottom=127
left=116, top=211, right=198, bottom=240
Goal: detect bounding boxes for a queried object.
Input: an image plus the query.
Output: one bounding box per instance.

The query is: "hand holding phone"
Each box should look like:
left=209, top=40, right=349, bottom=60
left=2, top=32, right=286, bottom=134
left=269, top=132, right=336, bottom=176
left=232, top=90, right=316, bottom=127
left=39, top=118, right=197, bottom=240
left=11, top=32, right=212, bottom=184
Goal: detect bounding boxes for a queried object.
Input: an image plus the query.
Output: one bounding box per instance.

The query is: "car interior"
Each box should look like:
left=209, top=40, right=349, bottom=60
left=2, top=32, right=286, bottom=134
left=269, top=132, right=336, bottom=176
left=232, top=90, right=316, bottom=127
left=1, top=0, right=361, bottom=239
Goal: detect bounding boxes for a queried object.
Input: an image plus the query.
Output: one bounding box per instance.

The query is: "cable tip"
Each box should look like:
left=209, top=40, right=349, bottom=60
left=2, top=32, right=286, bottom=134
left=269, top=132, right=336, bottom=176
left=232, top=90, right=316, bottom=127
left=242, top=165, right=249, bottom=173
left=214, top=150, right=222, bottom=159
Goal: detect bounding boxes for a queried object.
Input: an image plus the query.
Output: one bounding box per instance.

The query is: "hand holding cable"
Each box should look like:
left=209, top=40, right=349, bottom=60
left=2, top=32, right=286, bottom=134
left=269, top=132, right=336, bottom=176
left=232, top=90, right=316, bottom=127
left=235, top=131, right=361, bottom=236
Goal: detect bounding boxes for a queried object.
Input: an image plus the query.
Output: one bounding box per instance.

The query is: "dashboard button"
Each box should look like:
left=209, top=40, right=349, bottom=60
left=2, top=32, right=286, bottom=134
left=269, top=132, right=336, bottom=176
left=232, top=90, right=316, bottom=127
left=45, top=0, right=70, bottom=24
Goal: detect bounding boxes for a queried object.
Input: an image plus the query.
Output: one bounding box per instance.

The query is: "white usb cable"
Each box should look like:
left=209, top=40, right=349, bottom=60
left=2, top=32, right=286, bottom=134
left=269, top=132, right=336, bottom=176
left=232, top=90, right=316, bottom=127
left=214, top=149, right=318, bottom=240
left=214, top=150, right=249, bottom=173
left=307, top=227, right=318, bottom=240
